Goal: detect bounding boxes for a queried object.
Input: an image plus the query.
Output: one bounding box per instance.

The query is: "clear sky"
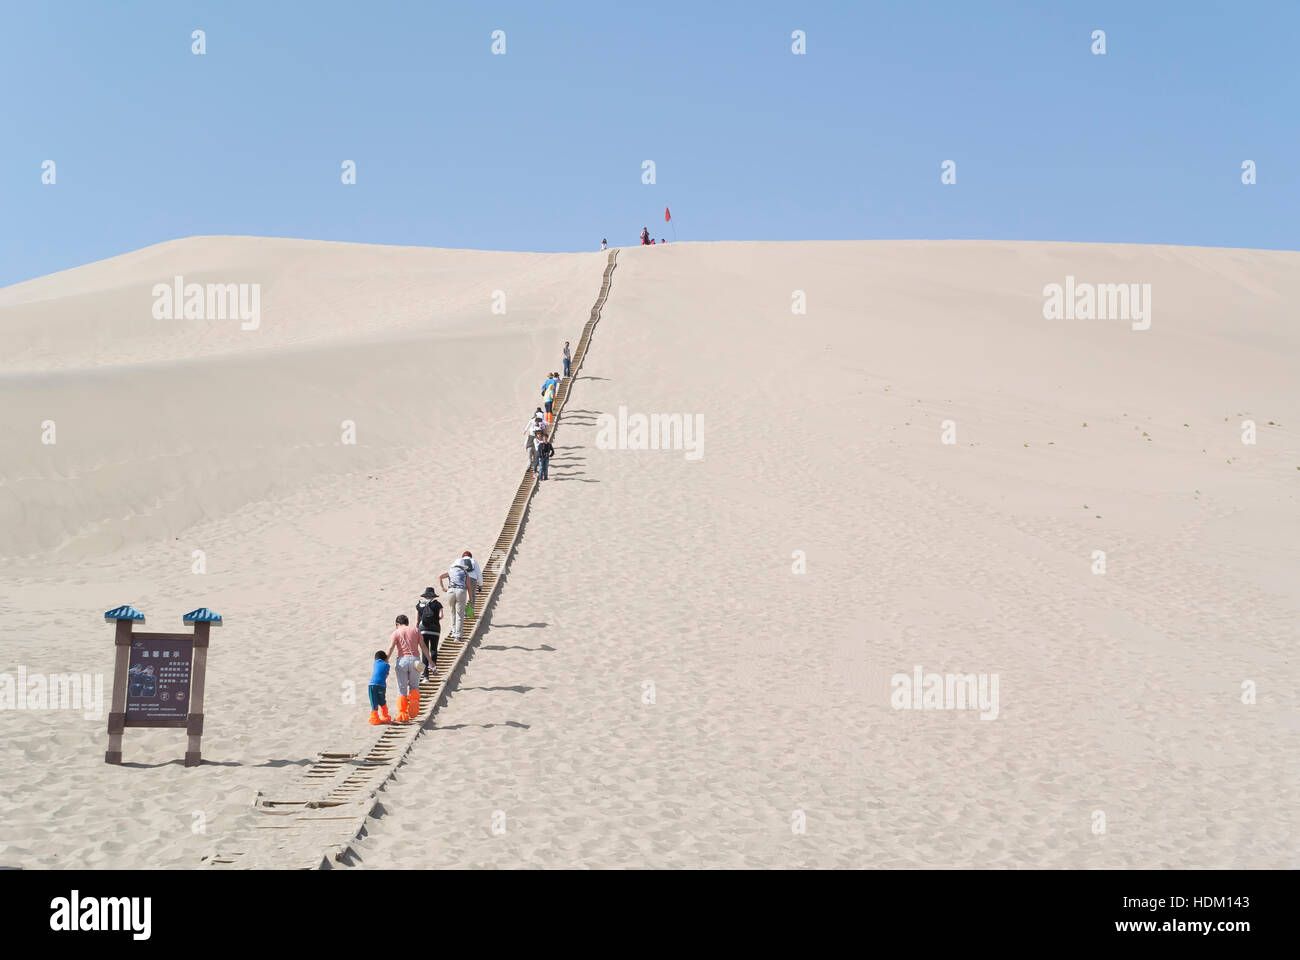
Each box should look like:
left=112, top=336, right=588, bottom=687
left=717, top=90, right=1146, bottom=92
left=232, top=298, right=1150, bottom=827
left=2, top=0, right=1296, bottom=287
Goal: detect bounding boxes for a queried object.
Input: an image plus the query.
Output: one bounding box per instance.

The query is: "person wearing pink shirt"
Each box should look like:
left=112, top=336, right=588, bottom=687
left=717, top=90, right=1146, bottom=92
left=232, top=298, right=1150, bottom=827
left=386, top=615, right=433, bottom=723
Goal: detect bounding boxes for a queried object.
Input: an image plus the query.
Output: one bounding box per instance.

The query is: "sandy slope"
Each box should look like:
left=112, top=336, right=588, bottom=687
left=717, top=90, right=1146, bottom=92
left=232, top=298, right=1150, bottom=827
left=0, top=237, right=604, bottom=868
left=1, top=238, right=1296, bottom=868
left=347, top=240, right=1299, bottom=868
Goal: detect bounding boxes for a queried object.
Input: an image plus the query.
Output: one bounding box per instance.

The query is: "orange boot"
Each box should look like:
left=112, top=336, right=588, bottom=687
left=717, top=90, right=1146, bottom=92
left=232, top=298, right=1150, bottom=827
left=378, top=703, right=391, bottom=723
left=367, top=709, right=384, bottom=725
left=408, top=689, right=420, bottom=721
left=395, top=695, right=410, bottom=723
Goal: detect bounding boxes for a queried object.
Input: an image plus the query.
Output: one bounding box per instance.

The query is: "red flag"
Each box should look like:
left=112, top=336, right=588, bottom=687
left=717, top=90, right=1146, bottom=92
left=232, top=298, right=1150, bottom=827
left=664, top=206, right=671, bottom=222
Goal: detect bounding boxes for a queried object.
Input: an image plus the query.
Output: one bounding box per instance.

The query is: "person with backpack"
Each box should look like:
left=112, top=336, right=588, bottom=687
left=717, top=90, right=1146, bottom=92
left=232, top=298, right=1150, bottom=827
left=542, top=377, right=557, bottom=423
left=416, top=587, right=442, bottom=681
left=536, top=433, right=555, bottom=481
left=438, top=556, right=475, bottom=643
left=459, top=551, right=483, bottom=617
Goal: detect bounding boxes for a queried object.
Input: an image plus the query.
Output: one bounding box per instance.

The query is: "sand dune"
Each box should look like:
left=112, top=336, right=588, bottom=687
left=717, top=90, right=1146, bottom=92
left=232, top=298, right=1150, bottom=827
left=0, top=238, right=603, bottom=868
left=1, top=238, right=1297, bottom=868
left=0, top=237, right=603, bottom=562
left=349, top=241, right=1299, bottom=868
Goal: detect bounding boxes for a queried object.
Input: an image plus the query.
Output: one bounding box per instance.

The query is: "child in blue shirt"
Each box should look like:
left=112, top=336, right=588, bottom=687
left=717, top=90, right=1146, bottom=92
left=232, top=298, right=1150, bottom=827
left=368, top=651, right=391, bottom=725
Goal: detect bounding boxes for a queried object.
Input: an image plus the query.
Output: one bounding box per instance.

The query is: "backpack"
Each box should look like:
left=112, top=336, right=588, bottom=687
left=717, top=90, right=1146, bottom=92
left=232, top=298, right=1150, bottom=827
left=418, top=599, right=441, bottom=632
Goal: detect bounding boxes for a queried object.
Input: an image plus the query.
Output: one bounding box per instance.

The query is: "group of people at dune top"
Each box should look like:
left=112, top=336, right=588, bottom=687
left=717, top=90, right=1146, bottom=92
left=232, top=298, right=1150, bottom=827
left=363, top=344, right=571, bottom=726
left=599, top=230, right=666, bottom=249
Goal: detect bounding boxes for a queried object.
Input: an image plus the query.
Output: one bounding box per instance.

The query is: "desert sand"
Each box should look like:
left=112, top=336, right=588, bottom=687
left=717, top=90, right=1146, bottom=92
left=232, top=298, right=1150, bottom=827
left=0, top=237, right=604, bottom=867
left=1, top=238, right=1297, bottom=868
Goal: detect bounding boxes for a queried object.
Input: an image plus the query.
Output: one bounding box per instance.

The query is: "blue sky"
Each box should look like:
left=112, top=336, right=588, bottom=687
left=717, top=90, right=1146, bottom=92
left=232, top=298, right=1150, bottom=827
left=2, top=0, right=1296, bottom=287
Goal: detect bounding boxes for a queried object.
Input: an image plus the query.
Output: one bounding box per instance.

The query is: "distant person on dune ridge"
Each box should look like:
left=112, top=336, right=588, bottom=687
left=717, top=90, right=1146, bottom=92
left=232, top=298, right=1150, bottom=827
left=439, top=556, right=474, bottom=643
left=562, top=341, right=571, bottom=379
left=601, top=238, right=607, bottom=250
left=641, top=227, right=650, bottom=245
left=386, top=615, right=433, bottom=723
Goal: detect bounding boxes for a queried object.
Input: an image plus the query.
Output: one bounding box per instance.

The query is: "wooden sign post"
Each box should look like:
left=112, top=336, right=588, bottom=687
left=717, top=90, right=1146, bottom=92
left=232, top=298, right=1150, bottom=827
left=104, top=605, right=221, bottom=766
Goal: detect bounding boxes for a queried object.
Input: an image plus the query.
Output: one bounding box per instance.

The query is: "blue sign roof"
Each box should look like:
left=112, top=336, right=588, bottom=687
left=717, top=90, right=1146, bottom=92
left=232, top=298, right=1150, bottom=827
left=182, top=607, right=223, bottom=624
left=104, top=604, right=144, bottom=621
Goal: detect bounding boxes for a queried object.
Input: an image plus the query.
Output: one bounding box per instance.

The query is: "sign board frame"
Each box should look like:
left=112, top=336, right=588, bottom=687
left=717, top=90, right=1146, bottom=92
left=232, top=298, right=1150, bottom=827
left=104, top=606, right=219, bottom=766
